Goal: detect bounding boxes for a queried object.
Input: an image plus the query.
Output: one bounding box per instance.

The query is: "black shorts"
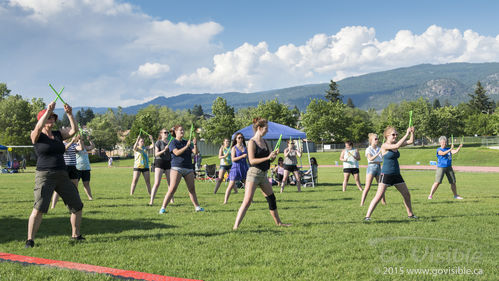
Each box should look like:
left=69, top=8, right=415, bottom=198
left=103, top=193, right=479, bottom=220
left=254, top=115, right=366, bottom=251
left=343, top=168, right=359, bottom=174
left=154, top=159, right=171, bottom=170
left=67, top=165, right=79, bottom=179
left=284, top=164, right=298, bottom=172
left=379, top=173, right=405, bottom=186
left=220, top=165, right=232, bottom=171
left=133, top=168, right=149, bottom=173
left=78, top=170, right=91, bottom=182
left=276, top=174, right=284, bottom=181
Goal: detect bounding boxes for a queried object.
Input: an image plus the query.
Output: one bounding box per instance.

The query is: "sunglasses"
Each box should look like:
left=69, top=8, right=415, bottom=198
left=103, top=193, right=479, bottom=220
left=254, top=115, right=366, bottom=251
left=237, top=137, right=243, bottom=139
left=374, top=138, right=378, bottom=140
left=162, top=131, right=168, bottom=134
left=391, top=133, right=398, bottom=136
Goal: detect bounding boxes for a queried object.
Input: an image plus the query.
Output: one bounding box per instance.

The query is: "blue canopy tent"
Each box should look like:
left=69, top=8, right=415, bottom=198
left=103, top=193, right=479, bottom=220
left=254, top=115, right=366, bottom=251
left=231, top=122, right=315, bottom=187
left=232, top=121, right=306, bottom=140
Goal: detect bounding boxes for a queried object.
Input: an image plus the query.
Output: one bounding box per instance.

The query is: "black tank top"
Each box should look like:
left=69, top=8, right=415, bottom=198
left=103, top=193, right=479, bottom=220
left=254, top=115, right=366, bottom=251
left=34, top=131, right=67, bottom=171
left=250, top=140, right=270, bottom=171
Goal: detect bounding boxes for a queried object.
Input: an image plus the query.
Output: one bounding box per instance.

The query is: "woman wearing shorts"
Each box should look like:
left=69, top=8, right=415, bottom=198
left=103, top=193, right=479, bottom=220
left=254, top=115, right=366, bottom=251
left=149, top=128, right=173, bottom=206
left=159, top=125, right=204, bottom=213
left=223, top=133, right=247, bottom=204
left=75, top=135, right=94, bottom=201
left=361, top=133, right=386, bottom=206
left=428, top=136, right=463, bottom=200
left=340, top=141, right=363, bottom=192
left=26, top=102, right=84, bottom=248
left=130, top=134, right=154, bottom=195
left=280, top=140, right=302, bottom=193
left=51, top=135, right=79, bottom=208
left=272, top=157, right=285, bottom=186
left=233, top=118, right=290, bottom=230
left=214, top=138, right=232, bottom=194
left=364, top=126, right=417, bottom=221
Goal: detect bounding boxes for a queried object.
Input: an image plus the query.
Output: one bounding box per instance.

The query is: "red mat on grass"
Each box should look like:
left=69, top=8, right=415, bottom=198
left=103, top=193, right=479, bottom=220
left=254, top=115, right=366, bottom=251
left=0, top=252, right=201, bottom=281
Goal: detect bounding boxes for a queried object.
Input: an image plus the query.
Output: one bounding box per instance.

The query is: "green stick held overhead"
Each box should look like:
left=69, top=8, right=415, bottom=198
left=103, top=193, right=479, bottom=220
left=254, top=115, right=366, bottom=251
left=461, top=136, right=464, bottom=144
left=166, top=133, right=174, bottom=146
left=188, top=123, right=194, bottom=141
left=451, top=134, right=454, bottom=146
left=49, top=84, right=66, bottom=104
left=140, top=128, right=151, bottom=136
left=274, top=134, right=282, bottom=151
left=408, top=110, right=413, bottom=127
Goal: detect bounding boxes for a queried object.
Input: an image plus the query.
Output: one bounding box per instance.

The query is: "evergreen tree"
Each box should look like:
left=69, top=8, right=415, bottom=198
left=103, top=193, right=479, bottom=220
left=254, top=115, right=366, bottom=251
left=433, top=99, right=441, bottom=109
left=346, top=98, right=355, bottom=108
left=0, top=83, right=11, bottom=101
left=325, top=80, right=343, bottom=103
left=468, top=81, right=494, bottom=114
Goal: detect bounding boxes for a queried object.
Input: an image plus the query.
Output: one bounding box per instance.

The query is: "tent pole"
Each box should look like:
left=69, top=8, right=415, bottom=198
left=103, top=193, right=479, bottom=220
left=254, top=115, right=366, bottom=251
left=305, top=139, right=314, bottom=188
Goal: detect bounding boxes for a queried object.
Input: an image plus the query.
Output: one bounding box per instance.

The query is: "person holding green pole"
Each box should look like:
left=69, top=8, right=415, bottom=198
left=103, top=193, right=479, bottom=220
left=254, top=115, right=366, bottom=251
left=428, top=136, right=463, bottom=200
left=214, top=138, right=232, bottom=194
left=130, top=133, right=154, bottom=196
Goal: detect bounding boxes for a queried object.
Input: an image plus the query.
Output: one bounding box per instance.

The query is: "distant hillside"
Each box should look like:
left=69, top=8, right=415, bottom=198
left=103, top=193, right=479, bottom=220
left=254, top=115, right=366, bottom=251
left=62, top=62, right=499, bottom=115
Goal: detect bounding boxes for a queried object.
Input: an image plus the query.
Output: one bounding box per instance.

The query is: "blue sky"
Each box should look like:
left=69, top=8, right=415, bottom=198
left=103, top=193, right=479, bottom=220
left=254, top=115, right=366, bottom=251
left=1, top=0, right=498, bottom=107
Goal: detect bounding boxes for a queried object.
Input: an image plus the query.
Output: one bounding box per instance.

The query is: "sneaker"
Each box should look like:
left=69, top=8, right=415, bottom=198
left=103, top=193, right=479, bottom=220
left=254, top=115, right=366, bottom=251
left=159, top=208, right=166, bottom=214
left=408, top=215, right=418, bottom=219
left=454, top=195, right=463, bottom=200
left=195, top=206, right=204, bottom=212
left=25, top=239, right=34, bottom=248
left=71, top=235, right=85, bottom=241
left=364, top=217, right=371, bottom=222
left=427, top=195, right=432, bottom=200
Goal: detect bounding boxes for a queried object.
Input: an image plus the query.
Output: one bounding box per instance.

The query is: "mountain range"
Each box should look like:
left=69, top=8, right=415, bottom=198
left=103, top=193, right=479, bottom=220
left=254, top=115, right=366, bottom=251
left=64, top=62, right=499, bottom=115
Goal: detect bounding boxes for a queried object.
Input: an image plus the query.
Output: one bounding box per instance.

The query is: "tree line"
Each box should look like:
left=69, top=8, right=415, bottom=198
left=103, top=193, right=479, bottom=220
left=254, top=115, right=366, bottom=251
left=0, top=80, right=497, bottom=155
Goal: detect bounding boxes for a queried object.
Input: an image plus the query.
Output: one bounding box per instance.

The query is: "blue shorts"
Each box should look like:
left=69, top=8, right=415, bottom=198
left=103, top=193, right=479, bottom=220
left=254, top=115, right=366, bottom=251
left=172, top=167, right=194, bottom=177
left=366, top=163, right=381, bottom=177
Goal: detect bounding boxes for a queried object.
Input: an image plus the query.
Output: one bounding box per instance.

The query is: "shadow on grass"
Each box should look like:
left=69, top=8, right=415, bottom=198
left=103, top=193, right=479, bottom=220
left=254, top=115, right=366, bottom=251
left=0, top=216, right=174, bottom=243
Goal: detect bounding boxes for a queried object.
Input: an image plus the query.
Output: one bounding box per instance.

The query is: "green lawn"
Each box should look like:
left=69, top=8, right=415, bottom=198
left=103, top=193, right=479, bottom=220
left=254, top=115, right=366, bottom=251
left=0, top=162, right=498, bottom=280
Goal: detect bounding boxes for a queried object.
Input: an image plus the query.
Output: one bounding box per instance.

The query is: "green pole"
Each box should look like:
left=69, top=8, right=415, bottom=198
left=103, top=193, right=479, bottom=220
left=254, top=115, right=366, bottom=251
left=409, top=110, right=413, bottom=127
left=49, top=84, right=66, bottom=104
left=274, top=134, right=282, bottom=151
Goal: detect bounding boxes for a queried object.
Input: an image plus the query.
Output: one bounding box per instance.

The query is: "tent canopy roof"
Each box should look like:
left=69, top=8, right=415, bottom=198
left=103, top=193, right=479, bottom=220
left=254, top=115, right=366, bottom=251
left=232, top=121, right=306, bottom=140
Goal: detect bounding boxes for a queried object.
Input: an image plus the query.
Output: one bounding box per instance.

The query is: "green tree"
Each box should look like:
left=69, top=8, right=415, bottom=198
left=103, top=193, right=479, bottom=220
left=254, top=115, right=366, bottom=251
left=0, top=83, right=11, bottom=101
left=302, top=100, right=348, bottom=143
left=343, top=107, right=372, bottom=143
left=190, top=104, right=204, bottom=118
left=325, top=80, right=343, bottom=103
left=87, top=113, right=119, bottom=152
left=202, top=97, right=238, bottom=144
left=126, top=105, right=161, bottom=146
left=468, top=81, right=494, bottom=114
left=253, top=98, right=298, bottom=127
left=346, top=97, right=355, bottom=108
left=234, top=107, right=255, bottom=129
left=464, top=113, right=496, bottom=136
left=432, top=99, right=441, bottom=109
left=0, top=95, right=35, bottom=144
left=431, top=106, right=465, bottom=138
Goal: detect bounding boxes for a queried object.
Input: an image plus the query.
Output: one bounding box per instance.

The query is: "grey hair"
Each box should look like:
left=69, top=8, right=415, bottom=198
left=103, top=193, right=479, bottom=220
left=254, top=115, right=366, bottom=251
left=439, top=136, right=447, bottom=143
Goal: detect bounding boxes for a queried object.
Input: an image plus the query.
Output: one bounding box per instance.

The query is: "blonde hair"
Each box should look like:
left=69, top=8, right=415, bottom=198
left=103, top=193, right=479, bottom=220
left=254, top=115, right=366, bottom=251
left=368, top=133, right=378, bottom=145
left=383, top=126, right=396, bottom=140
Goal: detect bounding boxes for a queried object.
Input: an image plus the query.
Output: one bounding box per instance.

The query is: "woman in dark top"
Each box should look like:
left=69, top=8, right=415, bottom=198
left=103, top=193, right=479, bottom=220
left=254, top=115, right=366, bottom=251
left=233, top=118, right=290, bottom=230
left=364, top=126, right=416, bottom=221
left=159, top=125, right=204, bottom=213
left=26, top=102, right=84, bottom=248
left=149, top=128, right=173, bottom=206
left=223, top=133, right=247, bottom=204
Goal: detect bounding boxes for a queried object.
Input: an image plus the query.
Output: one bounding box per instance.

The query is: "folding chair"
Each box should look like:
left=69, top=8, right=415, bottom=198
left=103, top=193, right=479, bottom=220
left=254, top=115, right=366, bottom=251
left=204, top=164, right=217, bottom=182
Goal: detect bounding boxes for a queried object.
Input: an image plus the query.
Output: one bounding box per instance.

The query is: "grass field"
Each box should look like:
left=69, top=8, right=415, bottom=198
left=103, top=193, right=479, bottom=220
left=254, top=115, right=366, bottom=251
left=1, top=149, right=498, bottom=280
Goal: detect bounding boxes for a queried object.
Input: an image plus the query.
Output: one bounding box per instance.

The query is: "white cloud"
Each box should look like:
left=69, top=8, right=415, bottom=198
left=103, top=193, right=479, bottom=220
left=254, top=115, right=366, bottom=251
left=0, top=0, right=223, bottom=106
left=132, top=63, right=170, bottom=78
left=177, top=25, right=499, bottom=92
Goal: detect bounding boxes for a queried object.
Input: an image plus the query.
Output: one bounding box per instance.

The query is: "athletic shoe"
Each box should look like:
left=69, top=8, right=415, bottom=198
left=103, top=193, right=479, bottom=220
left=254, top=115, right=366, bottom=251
left=195, top=206, right=204, bottom=212
left=25, top=239, right=34, bottom=248
left=71, top=235, right=85, bottom=241
left=159, top=208, right=166, bottom=214
left=364, top=217, right=371, bottom=221
left=427, top=195, right=432, bottom=199
left=408, top=215, right=418, bottom=219
left=454, top=195, right=463, bottom=200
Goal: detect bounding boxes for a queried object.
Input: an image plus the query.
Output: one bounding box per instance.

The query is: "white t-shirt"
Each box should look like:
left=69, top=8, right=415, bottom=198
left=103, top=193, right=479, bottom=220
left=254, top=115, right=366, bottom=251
left=343, top=149, right=359, bottom=168
left=365, top=146, right=382, bottom=164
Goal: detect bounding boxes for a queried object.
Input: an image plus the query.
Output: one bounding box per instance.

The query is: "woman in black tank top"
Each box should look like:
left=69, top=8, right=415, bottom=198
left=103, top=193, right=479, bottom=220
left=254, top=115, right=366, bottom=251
left=26, top=102, right=85, bottom=248
left=233, top=118, right=290, bottom=230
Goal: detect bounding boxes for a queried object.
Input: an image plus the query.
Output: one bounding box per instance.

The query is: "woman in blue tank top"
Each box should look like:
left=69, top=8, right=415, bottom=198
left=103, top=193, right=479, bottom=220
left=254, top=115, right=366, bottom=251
left=233, top=118, right=290, bottom=230
left=364, top=126, right=417, bottom=221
